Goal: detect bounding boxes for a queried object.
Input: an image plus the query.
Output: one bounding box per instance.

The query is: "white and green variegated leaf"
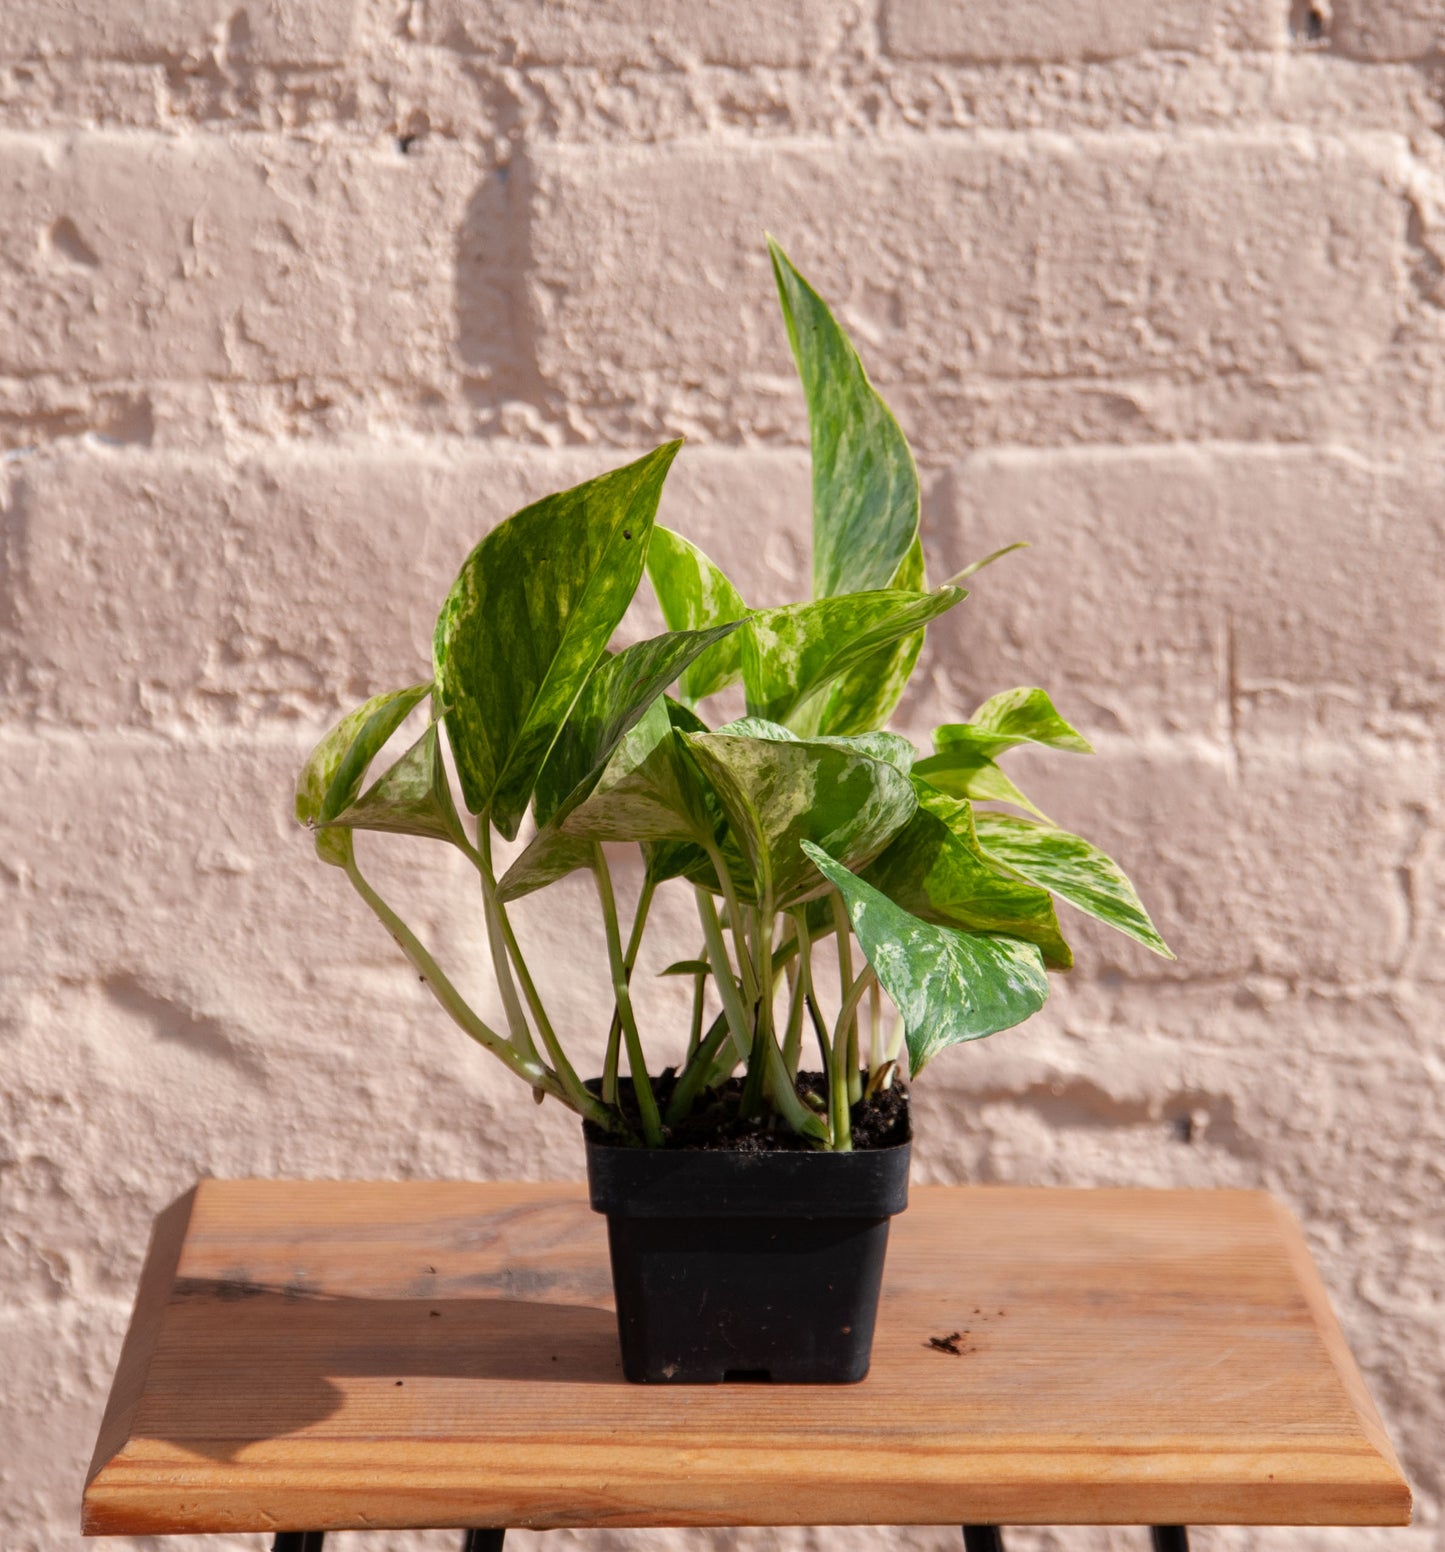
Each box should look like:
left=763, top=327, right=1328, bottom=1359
left=684, top=724, right=916, bottom=911
left=934, top=688, right=1093, bottom=761
left=532, top=622, right=742, bottom=829
left=802, top=841, right=1049, bottom=1074
left=812, top=729, right=917, bottom=776
left=911, top=742, right=1050, bottom=819
left=862, top=781, right=1072, bottom=969
left=816, top=534, right=926, bottom=735
left=639, top=698, right=730, bottom=890
left=434, top=441, right=680, bottom=839
left=499, top=695, right=720, bottom=901
left=972, top=812, right=1174, bottom=960
left=329, top=721, right=468, bottom=848
left=742, top=585, right=964, bottom=733
left=769, top=239, right=919, bottom=600
left=295, top=682, right=432, bottom=866
left=645, top=527, right=749, bottom=703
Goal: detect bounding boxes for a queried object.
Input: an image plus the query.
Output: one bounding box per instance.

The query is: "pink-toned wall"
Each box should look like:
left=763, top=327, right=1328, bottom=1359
left=2, top=3, right=1441, bottom=1550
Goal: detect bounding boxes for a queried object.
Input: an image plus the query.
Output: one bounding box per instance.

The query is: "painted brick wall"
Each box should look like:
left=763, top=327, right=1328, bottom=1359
left=2, top=3, right=1441, bottom=1550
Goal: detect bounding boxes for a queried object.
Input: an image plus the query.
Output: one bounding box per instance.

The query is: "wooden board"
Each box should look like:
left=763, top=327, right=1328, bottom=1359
left=83, top=1180, right=1410, bottom=1535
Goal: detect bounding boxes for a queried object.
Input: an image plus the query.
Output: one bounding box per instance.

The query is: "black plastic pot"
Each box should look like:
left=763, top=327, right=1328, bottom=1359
left=585, top=1124, right=911, bottom=1384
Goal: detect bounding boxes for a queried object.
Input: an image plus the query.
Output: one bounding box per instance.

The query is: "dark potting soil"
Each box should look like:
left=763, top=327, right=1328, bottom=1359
left=585, top=1070, right=910, bottom=1152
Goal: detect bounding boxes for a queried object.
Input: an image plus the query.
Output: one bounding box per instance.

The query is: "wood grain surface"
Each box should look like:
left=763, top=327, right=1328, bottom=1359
left=82, top=1180, right=1410, bottom=1534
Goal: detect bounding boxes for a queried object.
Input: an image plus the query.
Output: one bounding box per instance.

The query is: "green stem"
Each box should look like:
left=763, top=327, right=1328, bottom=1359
left=832, top=890, right=862, bottom=1105
left=695, top=886, right=754, bottom=1065
left=686, top=970, right=706, bottom=1060
left=738, top=904, right=774, bottom=1120
left=794, top=913, right=832, bottom=1084
left=498, top=906, right=594, bottom=1114
left=666, top=1011, right=732, bottom=1127
left=342, top=846, right=614, bottom=1130
left=764, top=1035, right=829, bottom=1145
left=868, top=977, right=884, bottom=1075
left=829, top=966, right=876, bottom=1152
left=704, top=840, right=758, bottom=1005
left=782, top=909, right=810, bottom=1076
left=593, top=845, right=662, bottom=1147
left=473, top=827, right=541, bottom=1070
left=602, top=873, right=655, bottom=1104
left=781, top=967, right=806, bottom=1078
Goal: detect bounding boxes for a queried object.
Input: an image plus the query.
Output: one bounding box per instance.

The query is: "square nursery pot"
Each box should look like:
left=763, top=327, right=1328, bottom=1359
left=584, top=1116, right=911, bottom=1384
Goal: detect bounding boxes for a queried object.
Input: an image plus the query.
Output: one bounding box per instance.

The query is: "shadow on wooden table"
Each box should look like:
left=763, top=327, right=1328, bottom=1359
left=132, top=1281, right=625, bottom=1460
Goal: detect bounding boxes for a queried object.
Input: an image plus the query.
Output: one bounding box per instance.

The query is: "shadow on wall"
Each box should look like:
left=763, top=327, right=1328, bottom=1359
left=455, top=159, right=548, bottom=413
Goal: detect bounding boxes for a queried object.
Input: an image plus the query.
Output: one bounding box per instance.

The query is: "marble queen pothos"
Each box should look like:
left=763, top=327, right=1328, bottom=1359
left=296, top=239, right=1173, bottom=1151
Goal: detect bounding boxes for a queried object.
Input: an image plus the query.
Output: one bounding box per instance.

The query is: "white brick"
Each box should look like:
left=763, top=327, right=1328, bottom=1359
left=0, top=442, right=810, bottom=727
left=0, top=133, right=474, bottom=385
left=419, top=0, right=841, bottom=68
left=0, top=0, right=359, bottom=64
left=919, top=445, right=1444, bottom=736
left=989, top=734, right=1440, bottom=986
left=882, top=0, right=1212, bottom=62
left=1330, top=0, right=1445, bottom=59
left=523, top=137, right=1403, bottom=430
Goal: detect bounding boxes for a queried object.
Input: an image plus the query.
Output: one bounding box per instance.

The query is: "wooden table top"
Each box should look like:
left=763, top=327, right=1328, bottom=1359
left=83, top=1179, right=1409, bottom=1535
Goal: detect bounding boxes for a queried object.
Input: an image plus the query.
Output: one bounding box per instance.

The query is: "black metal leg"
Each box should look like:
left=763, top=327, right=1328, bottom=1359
left=1151, top=1530, right=1190, bottom=1552
left=962, top=1529, right=1005, bottom=1552
left=462, top=1531, right=507, bottom=1552
left=271, top=1537, right=325, bottom=1552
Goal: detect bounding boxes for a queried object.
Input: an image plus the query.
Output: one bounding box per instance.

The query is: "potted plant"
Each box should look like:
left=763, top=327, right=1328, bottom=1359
left=295, top=239, right=1172, bottom=1384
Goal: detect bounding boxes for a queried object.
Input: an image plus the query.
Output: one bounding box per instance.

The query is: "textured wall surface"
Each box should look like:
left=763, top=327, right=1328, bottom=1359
left=1, top=2, right=1442, bottom=1550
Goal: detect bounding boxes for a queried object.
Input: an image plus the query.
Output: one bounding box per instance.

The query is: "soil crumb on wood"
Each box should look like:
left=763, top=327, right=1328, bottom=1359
left=927, top=1331, right=964, bottom=1355
left=587, top=1070, right=910, bottom=1152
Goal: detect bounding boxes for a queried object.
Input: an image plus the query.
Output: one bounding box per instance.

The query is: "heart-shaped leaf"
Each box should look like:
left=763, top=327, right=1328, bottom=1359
left=684, top=723, right=917, bottom=911
left=328, top=721, right=467, bottom=848
left=295, top=682, right=432, bottom=866
left=742, top=586, right=964, bottom=732
left=645, top=527, right=749, bottom=703
left=813, top=729, right=917, bottom=775
left=532, top=622, right=742, bottom=830
left=434, top=441, right=681, bottom=838
left=769, top=238, right=919, bottom=600
left=499, top=696, right=720, bottom=901
left=863, top=781, right=1072, bottom=969
left=802, top=840, right=1050, bottom=1074
left=972, top=812, right=1174, bottom=959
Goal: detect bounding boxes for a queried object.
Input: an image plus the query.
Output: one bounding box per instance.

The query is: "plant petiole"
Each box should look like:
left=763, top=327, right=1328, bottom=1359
left=593, top=845, right=663, bottom=1146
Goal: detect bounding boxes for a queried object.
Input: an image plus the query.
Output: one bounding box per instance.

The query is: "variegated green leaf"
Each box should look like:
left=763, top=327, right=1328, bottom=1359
left=532, top=622, right=742, bottom=829
left=814, top=729, right=917, bottom=775
left=499, top=695, right=720, bottom=901
left=816, top=533, right=925, bottom=735
left=434, top=441, right=681, bottom=838
left=802, top=840, right=1049, bottom=1074
left=684, top=724, right=917, bottom=911
left=912, top=741, right=1050, bottom=819
left=329, top=721, right=467, bottom=848
left=935, top=687, right=1093, bottom=760
left=295, top=682, right=431, bottom=866
left=972, top=812, right=1174, bottom=959
left=645, top=527, right=749, bottom=703
left=742, top=585, right=964, bottom=732
left=768, top=238, right=919, bottom=599
left=639, top=698, right=727, bottom=890
left=863, top=781, right=1072, bottom=969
